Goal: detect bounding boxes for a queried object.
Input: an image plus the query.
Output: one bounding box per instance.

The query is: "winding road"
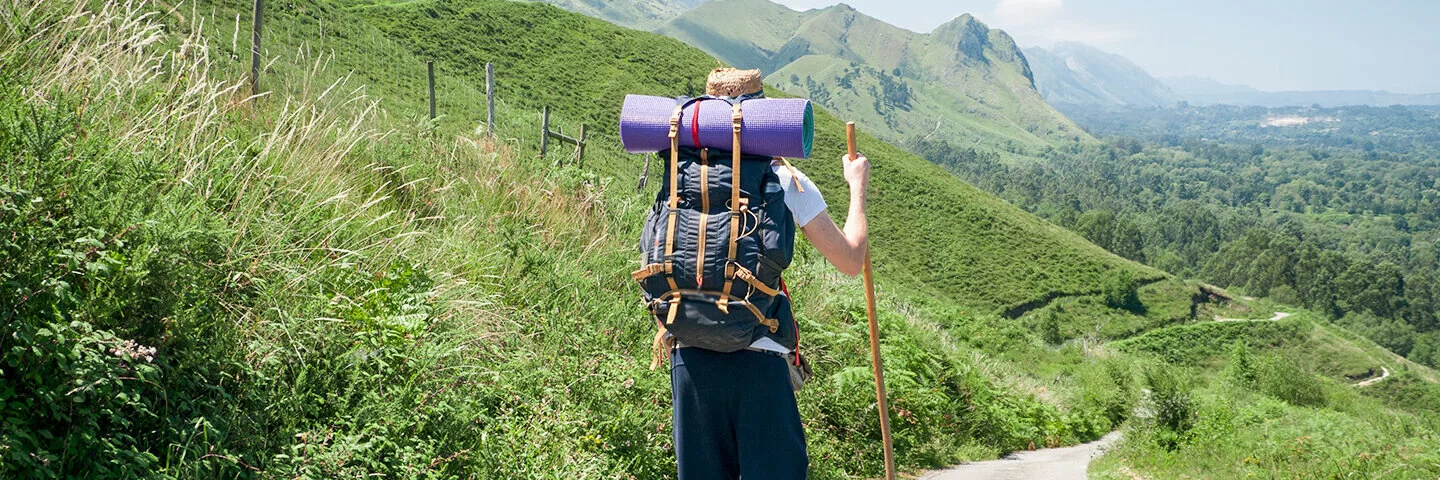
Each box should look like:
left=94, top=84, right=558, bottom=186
left=919, top=432, right=1123, bottom=480
left=1214, top=311, right=1292, bottom=322
left=1355, top=366, right=1391, bottom=387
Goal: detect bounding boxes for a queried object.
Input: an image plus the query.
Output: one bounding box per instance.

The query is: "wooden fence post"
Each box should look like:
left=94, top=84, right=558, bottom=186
left=250, top=0, right=262, bottom=96
left=486, top=62, right=495, bottom=138
left=576, top=123, right=586, bottom=166
left=539, top=106, right=550, bottom=157
left=538, top=107, right=586, bottom=165
left=427, top=61, right=436, bottom=120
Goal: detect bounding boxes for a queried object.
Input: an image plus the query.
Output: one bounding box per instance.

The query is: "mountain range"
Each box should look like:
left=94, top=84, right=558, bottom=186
left=1022, top=44, right=1440, bottom=108
left=1022, top=42, right=1176, bottom=107
left=539, top=0, right=1440, bottom=112
left=1161, top=75, right=1440, bottom=107
left=655, top=0, right=1090, bottom=157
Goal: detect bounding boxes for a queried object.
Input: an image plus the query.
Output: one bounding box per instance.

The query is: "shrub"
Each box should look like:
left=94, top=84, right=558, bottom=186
left=1102, top=269, right=1143, bottom=313
left=1226, top=343, right=1327, bottom=408
left=1040, top=308, right=1064, bottom=345
left=1143, top=364, right=1196, bottom=451
left=1225, top=342, right=1258, bottom=386
left=1254, top=355, right=1328, bottom=407
left=1074, top=356, right=1138, bottom=429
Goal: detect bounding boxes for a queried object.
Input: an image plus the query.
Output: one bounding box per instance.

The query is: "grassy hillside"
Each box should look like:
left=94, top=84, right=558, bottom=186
left=657, top=0, right=1093, bottom=159
left=1096, top=310, right=1440, bottom=478
left=4, top=0, right=1437, bottom=478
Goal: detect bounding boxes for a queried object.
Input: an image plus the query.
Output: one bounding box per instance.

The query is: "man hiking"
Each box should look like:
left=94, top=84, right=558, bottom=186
left=632, top=68, right=871, bottom=480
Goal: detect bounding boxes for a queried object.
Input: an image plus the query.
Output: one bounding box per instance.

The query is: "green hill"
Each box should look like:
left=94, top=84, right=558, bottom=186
left=656, top=0, right=1093, bottom=159
left=4, top=0, right=1438, bottom=478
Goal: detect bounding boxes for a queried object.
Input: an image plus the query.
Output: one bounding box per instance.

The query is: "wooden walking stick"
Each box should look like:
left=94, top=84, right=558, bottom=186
left=849, top=122, right=896, bottom=480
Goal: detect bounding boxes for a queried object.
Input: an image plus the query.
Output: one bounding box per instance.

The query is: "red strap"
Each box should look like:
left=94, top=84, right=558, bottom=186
left=691, top=100, right=703, bottom=149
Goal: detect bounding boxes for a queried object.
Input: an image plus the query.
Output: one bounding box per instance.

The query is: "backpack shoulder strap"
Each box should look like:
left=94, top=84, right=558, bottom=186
left=660, top=104, right=683, bottom=293
left=720, top=102, right=745, bottom=308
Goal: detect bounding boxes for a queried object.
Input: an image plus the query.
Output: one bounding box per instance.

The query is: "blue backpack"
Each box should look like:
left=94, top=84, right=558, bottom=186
left=631, top=96, right=800, bottom=367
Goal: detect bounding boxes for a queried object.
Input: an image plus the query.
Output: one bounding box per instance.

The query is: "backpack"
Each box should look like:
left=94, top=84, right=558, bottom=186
left=631, top=96, right=799, bottom=367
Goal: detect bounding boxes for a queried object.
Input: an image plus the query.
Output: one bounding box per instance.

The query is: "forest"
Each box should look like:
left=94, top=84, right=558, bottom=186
left=911, top=104, right=1440, bottom=369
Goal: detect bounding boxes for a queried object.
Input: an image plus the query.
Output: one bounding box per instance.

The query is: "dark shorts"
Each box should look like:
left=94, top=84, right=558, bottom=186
left=670, top=347, right=807, bottom=480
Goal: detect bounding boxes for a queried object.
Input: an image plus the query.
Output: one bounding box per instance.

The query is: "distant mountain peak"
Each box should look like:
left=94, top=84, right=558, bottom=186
left=1024, top=42, right=1175, bottom=107
left=657, top=0, right=1089, bottom=151
left=936, top=12, right=977, bottom=29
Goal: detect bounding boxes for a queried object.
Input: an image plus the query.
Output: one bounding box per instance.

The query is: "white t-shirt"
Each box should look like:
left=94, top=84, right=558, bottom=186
left=770, top=160, right=827, bottom=228
left=747, top=161, right=826, bottom=354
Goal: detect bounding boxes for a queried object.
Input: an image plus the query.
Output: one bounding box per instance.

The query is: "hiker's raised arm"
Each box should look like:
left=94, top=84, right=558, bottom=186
left=802, top=153, right=870, bottom=277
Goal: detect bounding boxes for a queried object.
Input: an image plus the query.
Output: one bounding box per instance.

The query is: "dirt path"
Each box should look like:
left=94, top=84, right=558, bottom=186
left=1355, top=366, right=1391, bottom=387
left=919, top=432, right=1123, bottom=480
left=1214, top=311, right=1291, bottom=322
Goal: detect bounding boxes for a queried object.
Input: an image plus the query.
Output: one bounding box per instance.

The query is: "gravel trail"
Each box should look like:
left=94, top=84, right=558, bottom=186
left=919, top=432, right=1123, bottom=480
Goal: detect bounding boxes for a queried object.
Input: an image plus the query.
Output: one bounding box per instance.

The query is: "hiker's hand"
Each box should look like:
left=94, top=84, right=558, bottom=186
left=843, top=153, right=870, bottom=191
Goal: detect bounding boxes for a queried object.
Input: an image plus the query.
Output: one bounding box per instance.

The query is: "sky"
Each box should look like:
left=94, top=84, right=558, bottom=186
left=771, top=0, right=1440, bottom=94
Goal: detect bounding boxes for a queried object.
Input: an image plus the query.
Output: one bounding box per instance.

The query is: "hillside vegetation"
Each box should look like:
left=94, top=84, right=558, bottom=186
left=4, top=0, right=1439, bottom=478
left=930, top=102, right=1440, bottom=373
left=657, top=0, right=1092, bottom=160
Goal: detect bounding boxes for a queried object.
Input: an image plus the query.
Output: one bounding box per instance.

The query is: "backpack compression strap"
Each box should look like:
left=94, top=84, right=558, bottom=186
left=719, top=103, right=744, bottom=313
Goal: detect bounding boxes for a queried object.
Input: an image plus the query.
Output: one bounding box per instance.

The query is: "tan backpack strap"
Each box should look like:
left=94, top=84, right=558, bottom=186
left=696, top=149, right=711, bottom=292
left=650, top=326, right=674, bottom=370
left=721, top=104, right=744, bottom=304
left=732, top=265, right=781, bottom=297
left=662, top=106, right=683, bottom=291
left=630, top=263, right=665, bottom=281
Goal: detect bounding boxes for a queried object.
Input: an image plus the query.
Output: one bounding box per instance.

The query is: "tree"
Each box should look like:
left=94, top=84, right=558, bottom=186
left=1410, top=332, right=1440, bottom=368
left=1040, top=308, right=1063, bottom=345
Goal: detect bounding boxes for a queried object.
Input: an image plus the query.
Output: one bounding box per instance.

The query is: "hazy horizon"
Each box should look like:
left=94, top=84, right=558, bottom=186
left=771, top=0, right=1440, bottom=95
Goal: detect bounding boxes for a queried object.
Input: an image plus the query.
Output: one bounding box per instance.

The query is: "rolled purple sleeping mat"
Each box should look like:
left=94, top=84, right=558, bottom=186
left=620, top=95, right=814, bottom=158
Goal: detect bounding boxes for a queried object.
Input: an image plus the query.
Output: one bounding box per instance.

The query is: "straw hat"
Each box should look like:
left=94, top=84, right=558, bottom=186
left=706, top=68, right=764, bottom=97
